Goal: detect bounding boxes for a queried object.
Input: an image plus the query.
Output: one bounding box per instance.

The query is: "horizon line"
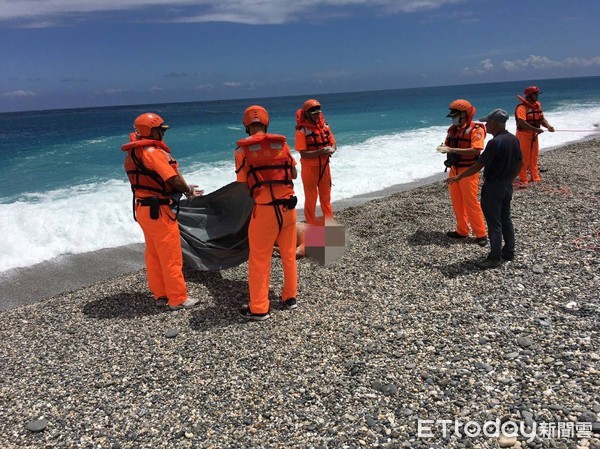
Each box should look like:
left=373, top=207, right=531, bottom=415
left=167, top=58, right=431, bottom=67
left=2, top=74, right=599, bottom=115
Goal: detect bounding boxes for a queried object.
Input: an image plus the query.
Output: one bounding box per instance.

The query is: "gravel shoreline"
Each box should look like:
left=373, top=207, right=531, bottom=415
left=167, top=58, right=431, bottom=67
left=0, top=171, right=446, bottom=313
left=1, top=139, right=598, bottom=448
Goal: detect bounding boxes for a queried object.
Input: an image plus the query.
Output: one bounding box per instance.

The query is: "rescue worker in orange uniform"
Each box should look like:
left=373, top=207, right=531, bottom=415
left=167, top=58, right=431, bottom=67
left=122, top=113, right=202, bottom=310
left=294, top=99, right=337, bottom=225
left=235, top=105, right=298, bottom=321
left=437, top=99, right=488, bottom=246
left=515, top=86, right=554, bottom=184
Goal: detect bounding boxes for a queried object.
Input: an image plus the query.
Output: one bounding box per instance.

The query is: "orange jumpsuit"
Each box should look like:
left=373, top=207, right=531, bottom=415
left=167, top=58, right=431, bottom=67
left=235, top=133, right=298, bottom=315
left=515, top=102, right=544, bottom=183
left=294, top=117, right=336, bottom=225
left=123, top=140, right=188, bottom=306
left=445, top=122, right=487, bottom=238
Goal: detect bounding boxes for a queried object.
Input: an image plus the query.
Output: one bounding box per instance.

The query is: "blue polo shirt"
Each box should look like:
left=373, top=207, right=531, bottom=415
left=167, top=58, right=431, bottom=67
left=479, top=130, right=523, bottom=181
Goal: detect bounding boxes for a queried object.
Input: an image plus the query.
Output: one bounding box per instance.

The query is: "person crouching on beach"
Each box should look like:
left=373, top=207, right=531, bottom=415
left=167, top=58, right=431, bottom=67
left=122, top=113, right=203, bottom=310
left=294, top=99, right=337, bottom=225
left=515, top=86, right=554, bottom=185
left=437, top=99, right=488, bottom=247
left=234, top=105, right=298, bottom=321
left=446, top=109, right=523, bottom=269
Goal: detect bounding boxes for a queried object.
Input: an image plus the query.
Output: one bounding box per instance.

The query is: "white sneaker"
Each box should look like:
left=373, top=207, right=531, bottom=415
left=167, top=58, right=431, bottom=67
left=169, top=297, right=200, bottom=310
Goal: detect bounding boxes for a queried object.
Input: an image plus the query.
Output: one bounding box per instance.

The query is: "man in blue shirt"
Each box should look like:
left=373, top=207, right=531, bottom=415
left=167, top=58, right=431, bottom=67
left=446, top=109, right=523, bottom=269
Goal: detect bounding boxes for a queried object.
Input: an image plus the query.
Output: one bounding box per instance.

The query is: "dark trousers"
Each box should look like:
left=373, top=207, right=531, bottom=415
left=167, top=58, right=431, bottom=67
left=480, top=179, right=515, bottom=260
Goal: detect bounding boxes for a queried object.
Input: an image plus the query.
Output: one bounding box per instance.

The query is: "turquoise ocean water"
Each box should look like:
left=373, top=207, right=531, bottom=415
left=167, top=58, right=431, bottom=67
left=1, top=76, right=599, bottom=272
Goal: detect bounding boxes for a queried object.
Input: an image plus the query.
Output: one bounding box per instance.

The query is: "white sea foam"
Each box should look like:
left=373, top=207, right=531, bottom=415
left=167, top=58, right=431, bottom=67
left=1, top=105, right=599, bottom=272
left=0, top=180, right=141, bottom=272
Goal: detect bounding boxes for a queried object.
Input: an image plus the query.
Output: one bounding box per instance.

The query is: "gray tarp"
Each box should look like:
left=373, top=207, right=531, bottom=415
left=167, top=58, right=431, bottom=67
left=175, top=182, right=254, bottom=271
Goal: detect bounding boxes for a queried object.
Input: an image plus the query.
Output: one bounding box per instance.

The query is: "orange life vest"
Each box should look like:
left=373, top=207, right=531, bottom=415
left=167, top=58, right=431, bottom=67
left=295, top=108, right=333, bottom=153
left=444, top=122, right=484, bottom=168
left=121, top=134, right=177, bottom=199
left=235, top=133, right=294, bottom=199
left=295, top=109, right=334, bottom=181
left=515, top=96, right=544, bottom=131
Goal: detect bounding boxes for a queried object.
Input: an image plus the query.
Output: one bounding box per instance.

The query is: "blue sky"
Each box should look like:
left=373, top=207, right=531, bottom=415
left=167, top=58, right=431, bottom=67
left=2, top=0, right=600, bottom=112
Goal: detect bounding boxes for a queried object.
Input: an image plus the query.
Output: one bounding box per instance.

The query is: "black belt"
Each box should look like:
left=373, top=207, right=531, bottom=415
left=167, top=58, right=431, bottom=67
left=135, top=197, right=174, bottom=220
left=255, top=196, right=297, bottom=231
left=268, top=196, right=297, bottom=210
left=136, top=198, right=171, bottom=206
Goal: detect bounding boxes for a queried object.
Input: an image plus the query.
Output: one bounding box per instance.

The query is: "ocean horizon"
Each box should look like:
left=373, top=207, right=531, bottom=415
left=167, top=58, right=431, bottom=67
left=1, top=76, right=600, bottom=273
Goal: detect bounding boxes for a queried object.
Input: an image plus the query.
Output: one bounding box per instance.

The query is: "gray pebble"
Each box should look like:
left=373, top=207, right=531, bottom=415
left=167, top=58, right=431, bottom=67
left=26, top=418, right=48, bottom=432
left=517, top=336, right=534, bottom=348
left=578, top=411, right=598, bottom=423
left=381, top=383, right=398, bottom=396
left=165, top=328, right=179, bottom=338
left=532, top=265, right=544, bottom=274
left=401, top=408, right=413, bottom=416
left=521, top=410, right=534, bottom=428
left=366, top=416, right=377, bottom=428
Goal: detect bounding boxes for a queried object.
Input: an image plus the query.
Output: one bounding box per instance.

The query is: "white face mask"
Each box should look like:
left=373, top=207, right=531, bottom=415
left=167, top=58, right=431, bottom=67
left=451, top=116, right=461, bottom=126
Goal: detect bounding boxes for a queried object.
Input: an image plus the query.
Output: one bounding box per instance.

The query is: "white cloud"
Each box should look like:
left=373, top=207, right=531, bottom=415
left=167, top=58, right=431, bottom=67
left=462, top=54, right=600, bottom=76
left=196, top=84, right=215, bottom=90
left=502, top=55, right=562, bottom=71
left=1, top=90, right=36, bottom=97
left=480, top=59, right=493, bottom=71
left=176, top=1, right=468, bottom=24
left=223, top=81, right=241, bottom=87
left=381, top=0, right=466, bottom=13
left=563, top=56, right=600, bottom=67
left=149, top=86, right=164, bottom=92
left=0, top=0, right=468, bottom=26
left=106, top=88, right=129, bottom=94
left=501, top=54, right=600, bottom=72
left=463, top=59, right=493, bottom=76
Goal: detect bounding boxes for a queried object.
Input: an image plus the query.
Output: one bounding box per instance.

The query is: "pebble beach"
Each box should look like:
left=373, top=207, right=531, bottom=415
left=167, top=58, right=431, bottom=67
left=0, top=138, right=599, bottom=449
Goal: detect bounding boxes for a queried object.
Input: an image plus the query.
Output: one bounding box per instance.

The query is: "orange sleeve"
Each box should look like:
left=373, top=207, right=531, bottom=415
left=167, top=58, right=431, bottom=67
left=142, top=148, right=179, bottom=181
left=294, top=129, right=307, bottom=151
left=234, top=148, right=247, bottom=183
left=470, top=126, right=486, bottom=151
left=516, top=104, right=527, bottom=121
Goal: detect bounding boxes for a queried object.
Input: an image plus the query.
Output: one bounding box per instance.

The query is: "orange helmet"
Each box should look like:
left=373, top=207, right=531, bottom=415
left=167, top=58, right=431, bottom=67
left=524, top=86, right=541, bottom=96
left=242, top=105, right=269, bottom=128
left=302, top=99, right=321, bottom=114
left=447, top=99, right=472, bottom=116
left=134, top=113, right=168, bottom=137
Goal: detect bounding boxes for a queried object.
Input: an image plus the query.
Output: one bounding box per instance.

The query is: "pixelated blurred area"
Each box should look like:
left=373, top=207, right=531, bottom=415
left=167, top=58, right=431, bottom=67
left=303, top=218, right=345, bottom=266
